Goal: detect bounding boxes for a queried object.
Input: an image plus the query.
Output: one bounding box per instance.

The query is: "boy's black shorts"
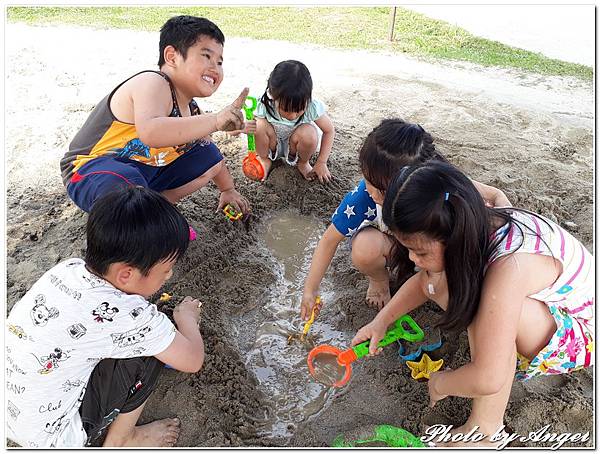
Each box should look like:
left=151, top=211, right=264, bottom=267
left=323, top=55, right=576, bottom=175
left=79, top=356, right=163, bottom=446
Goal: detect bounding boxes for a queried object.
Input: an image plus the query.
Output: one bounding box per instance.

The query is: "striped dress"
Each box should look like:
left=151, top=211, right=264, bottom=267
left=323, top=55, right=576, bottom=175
left=488, top=210, right=594, bottom=380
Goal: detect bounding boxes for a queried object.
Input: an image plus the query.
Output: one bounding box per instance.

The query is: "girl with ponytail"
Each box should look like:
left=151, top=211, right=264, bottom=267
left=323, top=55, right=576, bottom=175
left=352, top=161, right=594, bottom=446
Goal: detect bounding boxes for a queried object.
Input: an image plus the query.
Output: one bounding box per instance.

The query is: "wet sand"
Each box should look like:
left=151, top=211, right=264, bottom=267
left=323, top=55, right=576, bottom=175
left=5, top=23, right=593, bottom=447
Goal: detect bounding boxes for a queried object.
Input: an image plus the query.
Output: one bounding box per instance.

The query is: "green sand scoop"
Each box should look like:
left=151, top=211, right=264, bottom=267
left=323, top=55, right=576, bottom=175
left=332, top=424, right=426, bottom=448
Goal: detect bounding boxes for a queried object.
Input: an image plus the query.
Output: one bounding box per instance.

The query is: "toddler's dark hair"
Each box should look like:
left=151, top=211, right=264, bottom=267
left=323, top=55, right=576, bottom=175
left=261, top=60, right=312, bottom=124
left=85, top=186, right=190, bottom=276
left=359, top=118, right=447, bottom=191
left=158, top=15, right=225, bottom=67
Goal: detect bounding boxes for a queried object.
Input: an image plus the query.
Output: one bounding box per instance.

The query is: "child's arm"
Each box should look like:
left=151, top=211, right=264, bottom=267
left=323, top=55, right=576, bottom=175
left=350, top=271, right=429, bottom=355
left=212, top=164, right=251, bottom=214
left=312, top=114, right=335, bottom=183
left=428, top=253, right=556, bottom=406
left=301, top=224, right=345, bottom=320
left=130, top=74, right=249, bottom=147
left=155, top=297, right=204, bottom=373
left=471, top=179, right=511, bottom=208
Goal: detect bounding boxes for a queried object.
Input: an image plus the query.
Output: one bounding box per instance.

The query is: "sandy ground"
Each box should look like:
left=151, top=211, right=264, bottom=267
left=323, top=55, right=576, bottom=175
left=5, top=22, right=594, bottom=447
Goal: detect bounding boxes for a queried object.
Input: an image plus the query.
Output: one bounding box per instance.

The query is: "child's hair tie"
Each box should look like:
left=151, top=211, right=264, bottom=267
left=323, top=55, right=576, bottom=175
left=444, top=192, right=450, bottom=201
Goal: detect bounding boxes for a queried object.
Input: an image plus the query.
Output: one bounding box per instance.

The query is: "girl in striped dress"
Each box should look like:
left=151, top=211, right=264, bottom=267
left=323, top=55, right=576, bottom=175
left=352, top=160, right=593, bottom=446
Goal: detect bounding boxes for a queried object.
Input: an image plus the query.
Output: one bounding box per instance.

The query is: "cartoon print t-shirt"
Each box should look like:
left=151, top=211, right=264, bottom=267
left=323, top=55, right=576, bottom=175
left=331, top=179, right=388, bottom=237
left=5, top=259, right=176, bottom=448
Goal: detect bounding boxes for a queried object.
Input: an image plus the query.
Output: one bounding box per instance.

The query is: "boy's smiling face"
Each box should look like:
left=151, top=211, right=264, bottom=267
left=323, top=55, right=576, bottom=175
left=174, top=35, right=224, bottom=98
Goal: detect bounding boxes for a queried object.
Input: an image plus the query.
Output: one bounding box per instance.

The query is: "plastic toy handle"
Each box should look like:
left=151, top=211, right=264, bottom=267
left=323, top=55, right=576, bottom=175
left=302, top=296, right=322, bottom=336
left=394, top=314, right=424, bottom=343
left=349, top=315, right=424, bottom=361
left=243, top=96, right=257, bottom=152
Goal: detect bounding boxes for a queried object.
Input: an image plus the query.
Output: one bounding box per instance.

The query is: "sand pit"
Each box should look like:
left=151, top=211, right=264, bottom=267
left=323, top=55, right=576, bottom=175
left=5, top=23, right=593, bottom=447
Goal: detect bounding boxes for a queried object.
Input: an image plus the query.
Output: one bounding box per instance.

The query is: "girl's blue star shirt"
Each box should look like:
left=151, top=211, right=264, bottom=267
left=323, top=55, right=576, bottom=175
left=331, top=179, right=380, bottom=237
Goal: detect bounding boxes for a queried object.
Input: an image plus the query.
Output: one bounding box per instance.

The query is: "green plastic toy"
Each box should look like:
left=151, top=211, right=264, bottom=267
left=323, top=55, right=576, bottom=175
left=332, top=425, right=426, bottom=448
left=307, top=314, right=424, bottom=387
left=242, top=96, right=257, bottom=151
left=342, top=314, right=424, bottom=365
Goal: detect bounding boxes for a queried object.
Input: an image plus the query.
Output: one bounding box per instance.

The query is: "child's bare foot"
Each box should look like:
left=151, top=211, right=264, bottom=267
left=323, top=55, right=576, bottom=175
left=124, top=418, right=181, bottom=447
left=256, top=155, right=272, bottom=181
left=365, top=278, right=390, bottom=310
left=297, top=161, right=314, bottom=180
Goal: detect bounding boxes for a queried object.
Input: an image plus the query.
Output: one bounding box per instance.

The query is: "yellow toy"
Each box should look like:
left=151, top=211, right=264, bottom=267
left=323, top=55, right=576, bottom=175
left=406, top=353, right=443, bottom=380
left=301, top=296, right=322, bottom=341
left=288, top=296, right=323, bottom=344
left=223, top=203, right=243, bottom=221
left=159, top=292, right=172, bottom=302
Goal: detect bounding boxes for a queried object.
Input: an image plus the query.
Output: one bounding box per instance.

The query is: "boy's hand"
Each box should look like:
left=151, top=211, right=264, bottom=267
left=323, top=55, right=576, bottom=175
left=350, top=318, right=387, bottom=356
left=173, top=296, right=203, bottom=325
left=215, top=88, right=249, bottom=132
left=217, top=189, right=251, bottom=215
left=310, top=162, right=332, bottom=184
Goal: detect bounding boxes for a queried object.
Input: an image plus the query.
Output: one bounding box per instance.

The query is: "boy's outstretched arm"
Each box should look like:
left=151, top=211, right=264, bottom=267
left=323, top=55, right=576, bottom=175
left=155, top=297, right=204, bottom=373
left=311, top=114, right=335, bottom=183
left=301, top=224, right=345, bottom=320
left=129, top=73, right=248, bottom=148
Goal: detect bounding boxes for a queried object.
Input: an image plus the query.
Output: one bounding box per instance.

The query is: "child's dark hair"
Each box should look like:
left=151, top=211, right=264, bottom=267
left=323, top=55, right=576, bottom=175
left=85, top=186, right=190, bottom=276
left=383, top=161, right=514, bottom=332
left=261, top=60, right=312, bottom=124
left=359, top=119, right=447, bottom=192
left=158, top=15, right=225, bottom=67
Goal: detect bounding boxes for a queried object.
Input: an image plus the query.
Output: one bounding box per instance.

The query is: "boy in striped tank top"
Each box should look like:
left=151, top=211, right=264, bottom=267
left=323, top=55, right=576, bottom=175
left=60, top=15, right=254, bottom=217
left=352, top=161, right=593, bottom=446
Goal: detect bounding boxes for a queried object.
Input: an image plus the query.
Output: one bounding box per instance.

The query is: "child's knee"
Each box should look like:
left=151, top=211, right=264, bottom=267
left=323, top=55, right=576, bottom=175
left=293, top=124, right=318, bottom=150
left=255, top=121, right=277, bottom=154
left=256, top=119, right=276, bottom=140
left=202, top=159, right=224, bottom=180
left=190, top=159, right=225, bottom=184
left=351, top=229, right=384, bottom=268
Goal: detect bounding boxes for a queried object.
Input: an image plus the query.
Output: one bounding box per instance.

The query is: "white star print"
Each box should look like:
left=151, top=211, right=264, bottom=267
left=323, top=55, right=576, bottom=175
left=365, top=206, right=376, bottom=218
left=343, top=205, right=356, bottom=218
left=347, top=227, right=357, bottom=236
left=351, top=185, right=359, bottom=195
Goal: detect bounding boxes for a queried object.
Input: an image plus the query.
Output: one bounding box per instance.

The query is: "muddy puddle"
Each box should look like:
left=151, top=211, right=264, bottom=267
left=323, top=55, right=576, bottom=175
left=233, top=210, right=353, bottom=438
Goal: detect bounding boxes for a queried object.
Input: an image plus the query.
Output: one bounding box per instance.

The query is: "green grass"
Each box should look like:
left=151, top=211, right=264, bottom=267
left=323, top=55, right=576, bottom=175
left=7, top=6, right=592, bottom=80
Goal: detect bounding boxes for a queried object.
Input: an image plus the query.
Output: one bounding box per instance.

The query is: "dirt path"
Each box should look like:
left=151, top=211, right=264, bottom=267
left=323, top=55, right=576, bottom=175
left=6, top=23, right=593, bottom=447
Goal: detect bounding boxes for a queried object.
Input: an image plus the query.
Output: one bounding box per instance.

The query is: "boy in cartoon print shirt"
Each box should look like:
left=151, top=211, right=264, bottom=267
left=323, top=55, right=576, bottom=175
left=6, top=187, right=204, bottom=448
